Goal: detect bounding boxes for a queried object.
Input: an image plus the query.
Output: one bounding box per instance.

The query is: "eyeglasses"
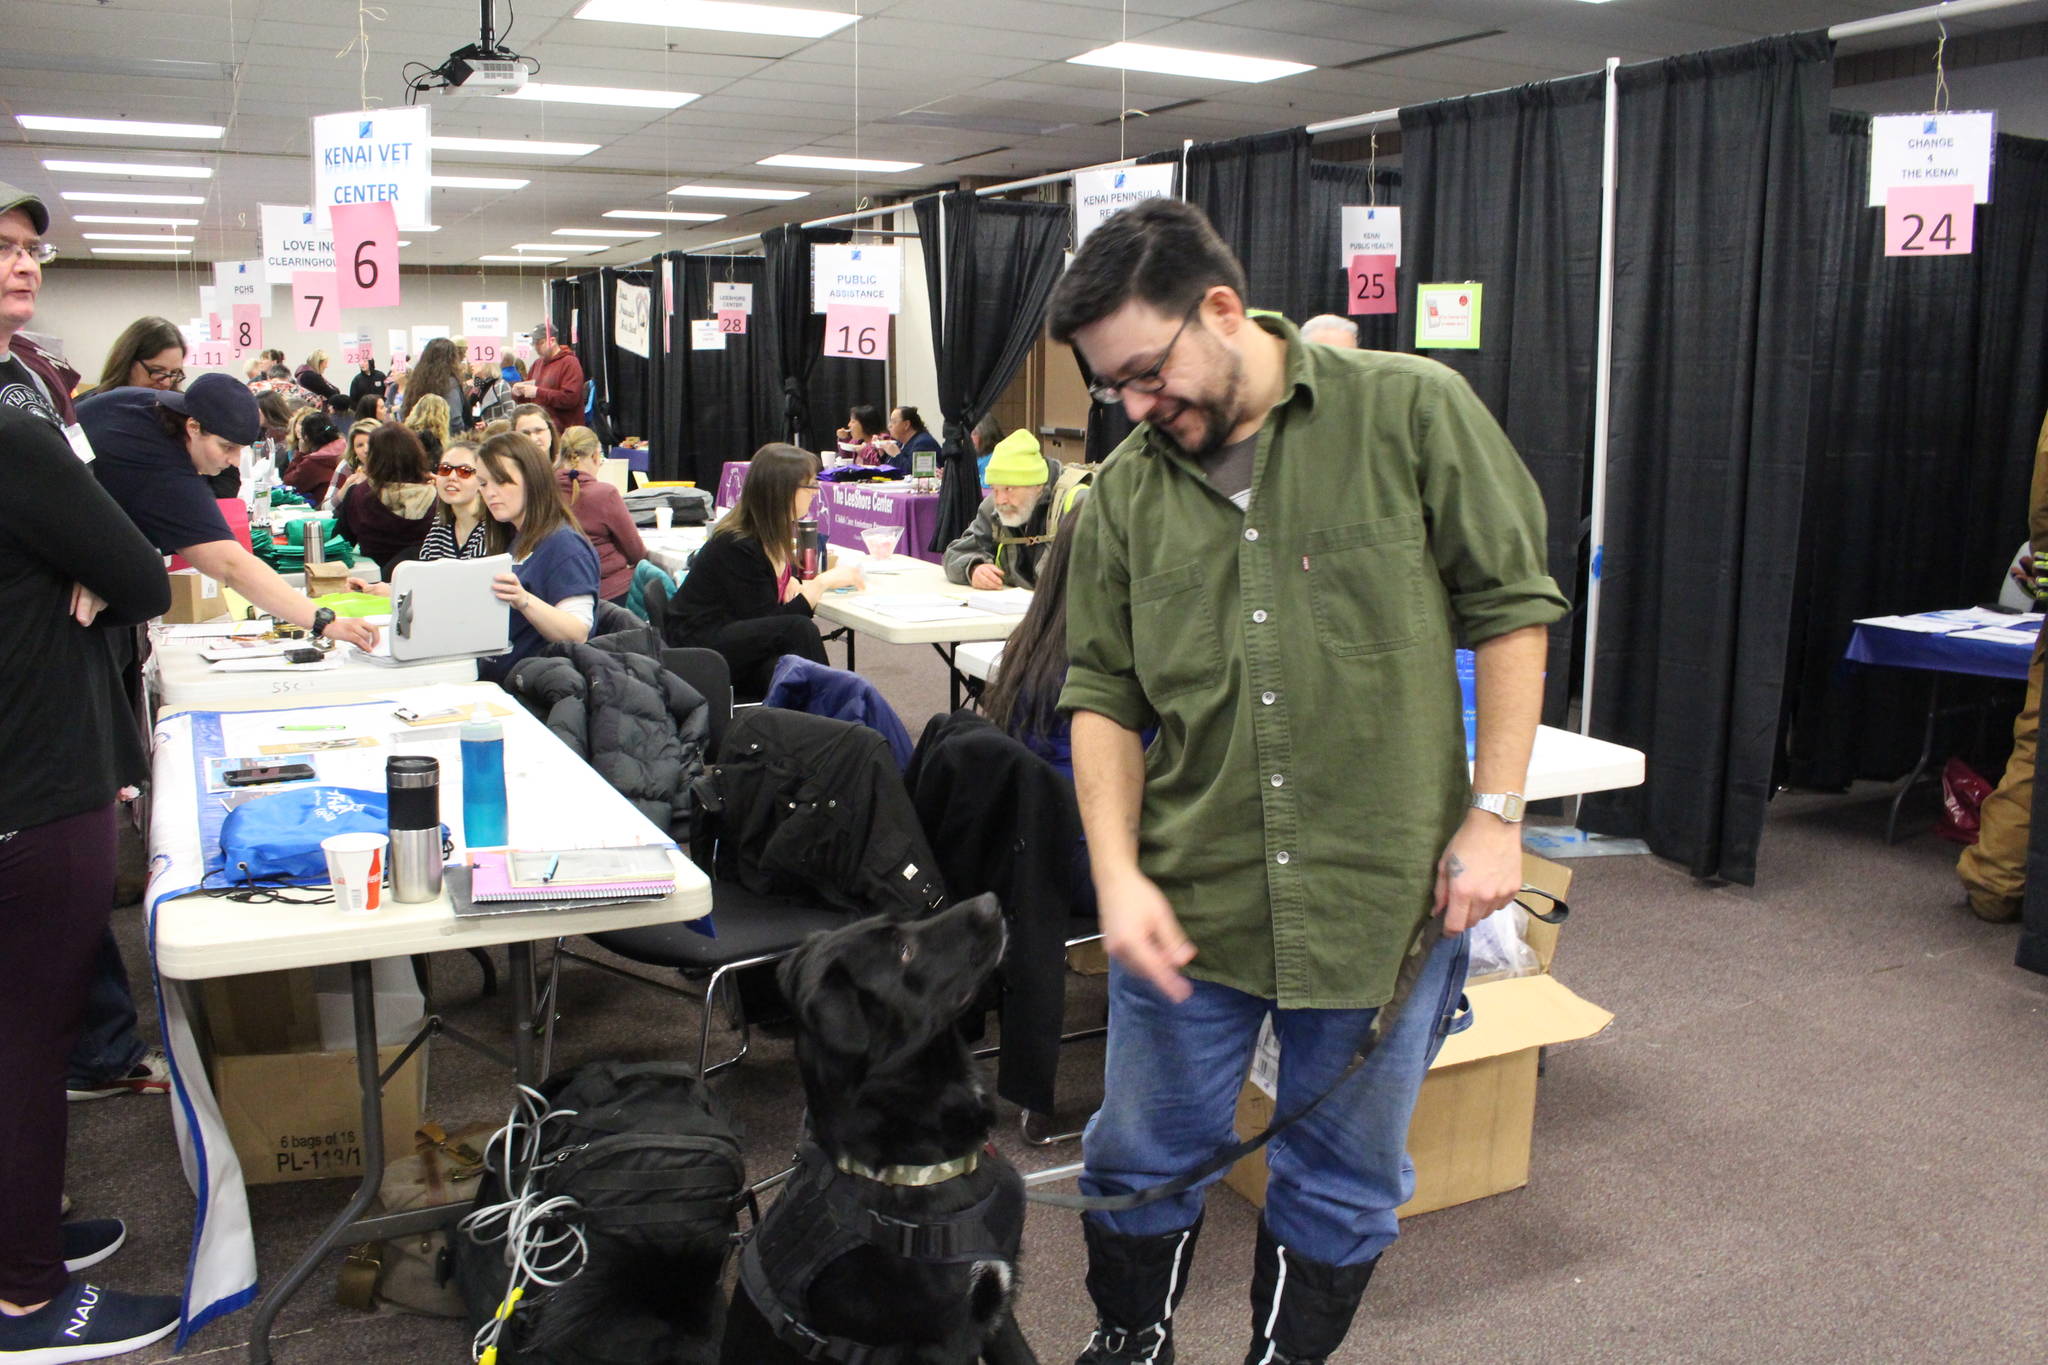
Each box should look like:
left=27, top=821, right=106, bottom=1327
left=798, top=480, right=820, bottom=491
left=1086, top=300, right=1203, bottom=405
left=436, top=463, right=478, bottom=478
left=0, top=238, right=58, bottom=267
left=140, top=361, right=186, bottom=385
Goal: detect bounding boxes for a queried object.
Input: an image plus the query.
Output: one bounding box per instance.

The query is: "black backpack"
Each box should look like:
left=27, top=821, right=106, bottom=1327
left=455, top=1062, right=747, bottom=1364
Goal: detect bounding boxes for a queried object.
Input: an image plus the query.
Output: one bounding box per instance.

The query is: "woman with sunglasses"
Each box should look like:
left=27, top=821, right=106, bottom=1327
left=345, top=440, right=504, bottom=594
left=77, top=316, right=185, bottom=400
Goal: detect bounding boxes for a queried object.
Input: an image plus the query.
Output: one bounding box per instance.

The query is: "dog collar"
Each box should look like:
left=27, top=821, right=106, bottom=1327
left=833, top=1151, right=980, bottom=1187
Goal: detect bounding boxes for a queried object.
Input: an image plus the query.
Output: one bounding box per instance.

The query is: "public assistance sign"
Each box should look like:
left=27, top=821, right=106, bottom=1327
left=1072, top=164, right=1176, bottom=246
left=260, top=205, right=335, bottom=291
left=310, top=106, right=432, bottom=230
left=811, top=243, right=901, bottom=314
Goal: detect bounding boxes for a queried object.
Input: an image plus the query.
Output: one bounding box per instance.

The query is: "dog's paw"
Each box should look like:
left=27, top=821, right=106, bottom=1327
left=968, top=1258, right=1016, bottom=1324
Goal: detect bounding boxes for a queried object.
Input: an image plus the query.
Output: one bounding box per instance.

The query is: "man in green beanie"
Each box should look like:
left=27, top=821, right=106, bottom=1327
left=943, top=428, right=1070, bottom=590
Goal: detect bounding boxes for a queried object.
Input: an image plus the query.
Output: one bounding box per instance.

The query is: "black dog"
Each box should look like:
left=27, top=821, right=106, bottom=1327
left=722, top=895, right=1037, bottom=1365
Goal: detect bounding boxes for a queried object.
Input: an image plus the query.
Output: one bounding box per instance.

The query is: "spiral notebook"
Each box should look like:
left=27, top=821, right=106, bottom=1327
left=452, top=849, right=675, bottom=918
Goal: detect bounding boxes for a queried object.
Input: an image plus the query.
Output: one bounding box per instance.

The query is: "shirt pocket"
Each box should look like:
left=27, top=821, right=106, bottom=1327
left=1303, top=515, right=1425, bottom=657
left=1130, top=561, right=1223, bottom=701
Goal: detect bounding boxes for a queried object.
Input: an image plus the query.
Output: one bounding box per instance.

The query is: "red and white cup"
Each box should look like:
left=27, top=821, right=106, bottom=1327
left=322, top=832, right=389, bottom=914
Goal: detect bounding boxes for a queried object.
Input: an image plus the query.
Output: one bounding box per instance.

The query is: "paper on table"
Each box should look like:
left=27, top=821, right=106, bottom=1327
left=1925, top=606, right=2028, bottom=627
left=208, top=656, right=348, bottom=674
left=863, top=594, right=986, bottom=623
left=161, top=622, right=241, bottom=639
left=1855, top=614, right=1980, bottom=634
left=967, top=589, right=1034, bottom=615
left=1962, top=626, right=2041, bottom=646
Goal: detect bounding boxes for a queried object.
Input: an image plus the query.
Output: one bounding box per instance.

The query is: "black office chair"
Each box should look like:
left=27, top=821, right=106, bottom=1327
left=540, top=647, right=847, bottom=1078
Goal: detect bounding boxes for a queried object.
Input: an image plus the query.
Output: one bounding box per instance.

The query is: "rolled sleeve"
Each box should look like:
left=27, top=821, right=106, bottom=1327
left=1057, top=494, right=1156, bottom=734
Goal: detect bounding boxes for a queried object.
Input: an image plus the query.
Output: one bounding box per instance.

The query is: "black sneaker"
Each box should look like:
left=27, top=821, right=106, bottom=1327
left=0, top=1281, right=179, bottom=1362
left=60, top=1223, right=126, bottom=1275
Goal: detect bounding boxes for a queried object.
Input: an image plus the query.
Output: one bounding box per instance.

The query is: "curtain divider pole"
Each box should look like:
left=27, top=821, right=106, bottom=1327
left=1578, top=56, right=1622, bottom=786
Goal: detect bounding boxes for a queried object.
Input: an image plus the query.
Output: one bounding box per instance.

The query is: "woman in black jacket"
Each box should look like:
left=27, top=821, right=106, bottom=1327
left=0, top=405, right=176, bottom=1351
left=669, top=443, right=863, bottom=696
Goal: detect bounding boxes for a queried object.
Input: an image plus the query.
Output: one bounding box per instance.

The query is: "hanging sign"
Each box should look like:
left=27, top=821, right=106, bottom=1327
left=292, top=271, right=338, bottom=331
left=215, top=259, right=270, bottom=319
left=463, top=301, right=508, bottom=336
left=1415, top=283, right=1483, bottom=350
left=260, top=205, right=336, bottom=291
left=717, top=309, right=748, bottom=335
left=690, top=319, right=727, bottom=351
left=410, top=324, right=450, bottom=356
left=387, top=328, right=410, bottom=365
left=822, top=304, right=889, bottom=360
left=512, top=333, right=535, bottom=364
left=1072, top=164, right=1176, bottom=247
left=712, top=282, right=753, bottom=316
left=182, top=320, right=206, bottom=348
left=467, top=336, right=506, bottom=367
left=661, top=261, right=677, bottom=353
left=198, top=284, right=219, bottom=320
left=1867, top=111, right=1995, bottom=207
left=207, top=312, right=224, bottom=343
left=1347, top=254, right=1397, bottom=316
left=614, top=280, right=651, bottom=358
left=310, top=105, right=432, bottom=230
left=1339, top=205, right=1402, bottom=267
left=188, top=339, right=233, bottom=371
left=811, top=244, right=901, bottom=315
left=339, top=330, right=373, bottom=365
left=330, top=201, right=401, bottom=310
left=1884, top=184, right=1976, bottom=256
left=229, top=304, right=262, bottom=356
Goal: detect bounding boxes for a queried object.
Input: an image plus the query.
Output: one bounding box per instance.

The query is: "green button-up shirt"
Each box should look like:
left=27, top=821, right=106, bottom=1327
left=1059, top=315, right=1569, bottom=1008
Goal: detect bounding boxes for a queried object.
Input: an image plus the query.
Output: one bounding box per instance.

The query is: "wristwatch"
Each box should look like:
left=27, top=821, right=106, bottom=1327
left=310, top=607, right=337, bottom=640
left=1469, top=791, right=1526, bottom=823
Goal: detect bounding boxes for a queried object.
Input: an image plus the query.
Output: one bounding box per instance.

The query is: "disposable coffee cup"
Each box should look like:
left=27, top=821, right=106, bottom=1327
left=322, top=832, right=389, bottom=914
left=654, top=505, right=674, bottom=531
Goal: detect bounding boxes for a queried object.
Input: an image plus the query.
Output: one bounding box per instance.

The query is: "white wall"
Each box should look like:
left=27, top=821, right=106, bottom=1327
left=1835, top=57, right=2048, bottom=140
left=892, top=207, right=943, bottom=425
left=25, top=264, right=554, bottom=386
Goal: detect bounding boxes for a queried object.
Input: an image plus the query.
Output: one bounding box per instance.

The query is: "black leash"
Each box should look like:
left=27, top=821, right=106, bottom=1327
left=1027, top=890, right=1566, bottom=1213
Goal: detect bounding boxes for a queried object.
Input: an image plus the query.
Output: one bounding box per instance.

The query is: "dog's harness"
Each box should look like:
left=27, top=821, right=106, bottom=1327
left=740, top=1142, right=1022, bottom=1364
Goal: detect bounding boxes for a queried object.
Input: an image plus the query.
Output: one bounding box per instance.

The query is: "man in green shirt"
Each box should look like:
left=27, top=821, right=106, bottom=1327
left=1052, top=200, right=1566, bottom=1365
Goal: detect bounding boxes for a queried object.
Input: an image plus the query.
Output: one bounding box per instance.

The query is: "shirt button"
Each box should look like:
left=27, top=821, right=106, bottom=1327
left=1261, top=691, right=1276, bottom=705
left=1244, top=527, right=1260, bottom=542
left=1275, top=851, right=1291, bottom=865
left=1252, top=609, right=1268, bottom=624
left=1270, top=774, right=1284, bottom=787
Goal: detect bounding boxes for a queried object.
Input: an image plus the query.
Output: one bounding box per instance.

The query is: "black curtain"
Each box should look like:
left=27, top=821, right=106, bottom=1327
left=601, top=267, right=653, bottom=444
left=672, top=253, right=779, bottom=486
left=1399, top=75, right=1607, bottom=729
left=760, top=224, right=887, bottom=453
left=1306, top=161, right=1403, bottom=351
left=546, top=278, right=574, bottom=346
left=1782, top=119, right=2048, bottom=789
left=568, top=270, right=609, bottom=441
left=1579, top=32, right=1834, bottom=885
left=912, top=191, right=1069, bottom=550
left=1185, top=129, right=1315, bottom=320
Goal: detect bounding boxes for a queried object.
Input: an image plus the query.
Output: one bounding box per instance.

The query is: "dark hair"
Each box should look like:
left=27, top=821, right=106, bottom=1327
left=365, top=422, right=430, bottom=490
left=477, top=431, right=579, bottom=559
left=402, top=337, right=462, bottom=416
left=256, top=389, right=294, bottom=434
left=92, top=315, right=186, bottom=395
left=980, top=511, right=1083, bottom=743
left=1047, top=198, right=1247, bottom=344
left=892, top=405, right=927, bottom=434
left=352, top=392, right=384, bottom=423
left=261, top=348, right=286, bottom=366
left=716, top=443, right=818, bottom=571
left=266, top=364, right=292, bottom=380
left=848, top=404, right=885, bottom=442
left=972, top=414, right=1003, bottom=451
left=509, top=403, right=559, bottom=459
left=300, top=412, right=341, bottom=449
left=430, top=439, right=510, bottom=553
left=153, top=405, right=206, bottom=444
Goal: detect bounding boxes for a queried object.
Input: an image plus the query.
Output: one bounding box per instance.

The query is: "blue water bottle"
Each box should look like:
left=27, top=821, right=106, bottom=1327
left=460, top=720, right=509, bottom=848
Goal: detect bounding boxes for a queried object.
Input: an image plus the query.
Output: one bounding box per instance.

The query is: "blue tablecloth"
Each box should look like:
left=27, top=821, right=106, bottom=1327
left=1844, top=622, right=2035, bottom=681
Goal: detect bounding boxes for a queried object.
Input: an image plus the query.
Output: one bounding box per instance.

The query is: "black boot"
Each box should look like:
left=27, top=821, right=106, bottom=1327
left=1073, top=1215, right=1203, bottom=1364
left=1241, top=1221, right=1379, bottom=1365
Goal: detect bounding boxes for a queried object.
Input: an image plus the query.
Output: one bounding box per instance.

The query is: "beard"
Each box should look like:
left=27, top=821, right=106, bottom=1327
left=995, top=502, right=1036, bottom=528
left=1149, top=345, right=1245, bottom=459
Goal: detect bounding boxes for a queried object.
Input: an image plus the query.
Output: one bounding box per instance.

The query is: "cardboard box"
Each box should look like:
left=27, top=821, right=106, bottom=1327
left=197, top=968, right=428, bottom=1186
left=163, top=569, right=226, bottom=624
left=1224, top=853, right=1611, bottom=1219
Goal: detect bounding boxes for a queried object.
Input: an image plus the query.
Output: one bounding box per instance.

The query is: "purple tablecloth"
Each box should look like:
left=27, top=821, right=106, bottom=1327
left=610, top=445, right=649, bottom=472
left=1844, top=621, right=2035, bottom=681
left=717, top=460, right=943, bottom=564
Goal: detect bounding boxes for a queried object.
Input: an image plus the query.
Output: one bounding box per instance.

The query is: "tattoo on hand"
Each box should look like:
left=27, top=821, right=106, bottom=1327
left=1448, top=853, right=1466, bottom=877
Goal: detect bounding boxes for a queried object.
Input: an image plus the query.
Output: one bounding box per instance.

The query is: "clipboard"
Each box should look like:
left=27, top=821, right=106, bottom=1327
left=375, top=553, right=514, bottom=664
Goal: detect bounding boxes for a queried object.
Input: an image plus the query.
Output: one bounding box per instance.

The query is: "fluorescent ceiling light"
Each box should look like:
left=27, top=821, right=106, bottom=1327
left=82, top=232, right=196, bottom=242
left=1067, top=41, right=1313, bottom=84
left=480, top=254, right=564, bottom=263
left=60, top=191, right=206, bottom=204
left=90, top=247, right=191, bottom=256
left=514, top=242, right=602, bottom=253
left=19, top=114, right=224, bottom=139
left=409, top=224, right=443, bottom=232
left=574, top=0, right=858, bottom=39
left=396, top=240, right=413, bottom=247
left=758, top=153, right=921, bottom=173
left=668, top=183, right=808, bottom=200
left=42, top=159, right=212, bottom=178
left=72, top=214, right=198, bottom=225
left=554, top=228, right=658, bottom=238
left=430, top=136, right=600, bottom=157
left=603, top=208, right=725, bottom=222
left=502, top=83, right=698, bottom=110
left=430, top=174, right=530, bottom=190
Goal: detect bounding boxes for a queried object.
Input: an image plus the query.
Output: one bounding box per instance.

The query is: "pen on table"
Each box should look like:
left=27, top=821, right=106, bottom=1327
left=543, top=855, right=560, bottom=884
left=280, top=724, right=346, bottom=731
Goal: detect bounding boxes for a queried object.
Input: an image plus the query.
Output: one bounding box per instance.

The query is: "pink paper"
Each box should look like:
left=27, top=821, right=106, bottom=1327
left=1884, top=185, right=1975, bottom=257
left=188, top=340, right=232, bottom=371
left=1347, top=254, right=1397, bottom=316
left=207, top=312, right=223, bottom=342
left=292, top=271, right=339, bottom=330
left=822, top=305, right=888, bottom=360
left=330, top=201, right=401, bottom=309
left=717, top=308, right=748, bottom=335
left=230, top=303, right=262, bottom=355
left=340, top=336, right=373, bottom=365
left=467, top=337, right=504, bottom=367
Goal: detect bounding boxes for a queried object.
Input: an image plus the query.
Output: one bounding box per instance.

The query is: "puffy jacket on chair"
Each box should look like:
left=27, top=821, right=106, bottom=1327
left=761, top=655, right=916, bottom=770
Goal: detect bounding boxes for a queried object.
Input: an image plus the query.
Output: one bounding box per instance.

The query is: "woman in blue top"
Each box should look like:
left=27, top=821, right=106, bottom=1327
left=473, top=430, right=600, bottom=682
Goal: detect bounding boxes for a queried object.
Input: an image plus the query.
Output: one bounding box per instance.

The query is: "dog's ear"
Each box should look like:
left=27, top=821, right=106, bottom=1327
left=779, top=944, right=869, bottom=1056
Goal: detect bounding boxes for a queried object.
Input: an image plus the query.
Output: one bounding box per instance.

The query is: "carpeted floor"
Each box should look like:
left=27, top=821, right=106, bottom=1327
left=69, top=637, right=2048, bottom=1363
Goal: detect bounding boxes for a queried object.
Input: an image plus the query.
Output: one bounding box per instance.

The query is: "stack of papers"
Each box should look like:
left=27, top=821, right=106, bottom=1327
left=864, top=594, right=986, bottom=624
left=1856, top=609, right=2038, bottom=636
left=967, top=588, right=1035, bottom=616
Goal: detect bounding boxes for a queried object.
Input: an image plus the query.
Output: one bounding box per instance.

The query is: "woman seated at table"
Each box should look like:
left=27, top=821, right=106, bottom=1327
left=404, top=392, right=452, bottom=466
left=670, top=443, right=864, bottom=697
left=510, top=402, right=558, bottom=463
left=324, top=418, right=381, bottom=506
left=294, top=349, right=345, bottom=411
left=345, top=439, right=504, bottom=595
left=833, top=403, right=898, bottom=470
left=331, top=422, right=437, bottom=577
left=279, top=411, right=345, bottom=499
left=556, top=424, right=648, bottom=605
left=474, top=431, right=601, bottom=683
left=76, top=315, right=185, bottom=400
left=883, top=405, right=941, bottom=468
left=979, top=512, right=1086, bottom=778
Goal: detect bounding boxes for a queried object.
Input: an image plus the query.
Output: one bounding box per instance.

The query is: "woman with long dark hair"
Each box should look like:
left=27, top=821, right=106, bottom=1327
left=79, top=316, right=185, bottom=399
left=402, top=337, right=467, bottom=434
left=979, top=512, right=1084, bottom=776
left=331, top=422, right=436, bottom=575
left=474, top=430, right=600, bottom=682
left=670, top=443, right=863, bottom=695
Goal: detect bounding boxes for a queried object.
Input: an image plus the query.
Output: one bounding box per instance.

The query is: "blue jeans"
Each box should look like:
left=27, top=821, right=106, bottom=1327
left=1081, top=928, right=1470, bottom=1267
left=64, top=929, right=147, bottom=1087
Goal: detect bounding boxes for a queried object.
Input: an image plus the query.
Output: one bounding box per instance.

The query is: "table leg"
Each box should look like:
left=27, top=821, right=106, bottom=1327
left=507, top=940, right=538, bottom=1086
left=247, top=962, right=385, bottom=1364
left=1887, top=674, right=1944, bottom=844
left=844, top=628, right=857, bottom=673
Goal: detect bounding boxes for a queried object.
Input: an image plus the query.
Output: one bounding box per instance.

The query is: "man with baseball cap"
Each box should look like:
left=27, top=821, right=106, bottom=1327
left=81, top=373, right=379, bottom=651
left=0, top=180, right=84, bottom=437
left=509, top=319, right=584, bottom=434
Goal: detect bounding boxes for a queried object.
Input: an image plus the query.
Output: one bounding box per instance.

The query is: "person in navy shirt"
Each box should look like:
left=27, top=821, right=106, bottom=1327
left=881, top=404, right=942, bottom=470
left=473, top=429, right=600, bottom=682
